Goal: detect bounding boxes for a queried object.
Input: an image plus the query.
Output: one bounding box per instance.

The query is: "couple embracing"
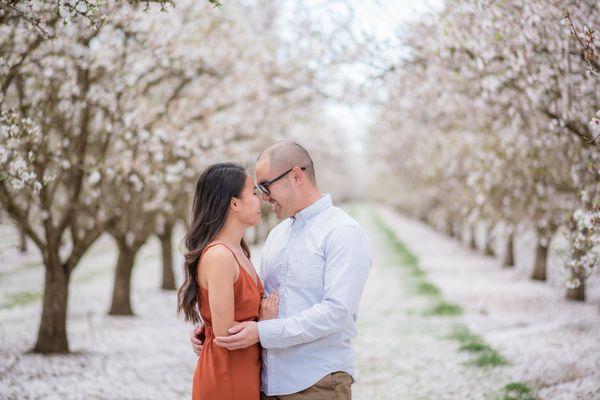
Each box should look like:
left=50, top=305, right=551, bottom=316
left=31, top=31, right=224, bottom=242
left=177, top=141, right=372, bottom=400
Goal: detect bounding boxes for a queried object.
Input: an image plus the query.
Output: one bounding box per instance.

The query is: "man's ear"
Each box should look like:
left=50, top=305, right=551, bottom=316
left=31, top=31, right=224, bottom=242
left=292, top=166, right=303, bottom=183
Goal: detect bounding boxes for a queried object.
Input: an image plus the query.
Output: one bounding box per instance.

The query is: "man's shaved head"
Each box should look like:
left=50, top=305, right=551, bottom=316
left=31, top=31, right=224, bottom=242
left=257, top=141, right=316, bottom=184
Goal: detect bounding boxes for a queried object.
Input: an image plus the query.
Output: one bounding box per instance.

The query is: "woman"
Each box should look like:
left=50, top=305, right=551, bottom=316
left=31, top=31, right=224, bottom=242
left=177, top=162, right=279, bottom=400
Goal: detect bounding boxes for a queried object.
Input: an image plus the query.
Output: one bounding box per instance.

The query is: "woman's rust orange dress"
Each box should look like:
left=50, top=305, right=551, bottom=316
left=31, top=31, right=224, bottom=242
left=192, top=242, right=264, bottom=400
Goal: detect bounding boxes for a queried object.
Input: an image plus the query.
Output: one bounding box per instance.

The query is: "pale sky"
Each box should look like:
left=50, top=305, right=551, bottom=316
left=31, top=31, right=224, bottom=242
left=315, top=0, right=444, bottom=154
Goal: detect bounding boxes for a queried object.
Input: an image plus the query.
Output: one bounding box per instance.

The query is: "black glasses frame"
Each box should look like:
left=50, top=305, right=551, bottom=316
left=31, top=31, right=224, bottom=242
left=255, top=166, right=307, bottom=195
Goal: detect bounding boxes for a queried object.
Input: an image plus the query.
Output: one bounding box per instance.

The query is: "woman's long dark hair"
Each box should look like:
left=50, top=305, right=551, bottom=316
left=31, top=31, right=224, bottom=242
left=177, top=162, right=251, bottom=324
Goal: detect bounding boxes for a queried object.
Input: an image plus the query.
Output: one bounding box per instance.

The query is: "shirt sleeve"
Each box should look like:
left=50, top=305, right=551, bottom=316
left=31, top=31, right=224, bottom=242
left=257, top=224, right=372, bottom=349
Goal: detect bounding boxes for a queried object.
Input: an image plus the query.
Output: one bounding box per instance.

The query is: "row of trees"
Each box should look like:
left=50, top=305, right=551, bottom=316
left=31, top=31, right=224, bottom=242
left=0, top=0, right=359, bottom=353
left=369, top=0, right=599, bottom=300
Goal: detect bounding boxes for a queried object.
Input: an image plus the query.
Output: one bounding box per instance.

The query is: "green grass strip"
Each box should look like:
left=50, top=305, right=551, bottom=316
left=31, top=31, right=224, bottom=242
left=425, top=301, right=463, bottom=316
left=372, top=210, right=465, bottom=317
left=371, top=211, right=420, bottom=270
left=449, top=325, right=508, bottom=367
left=494, top=382, right=537, bottom=400
left=415, top=281, right=441, bottom=296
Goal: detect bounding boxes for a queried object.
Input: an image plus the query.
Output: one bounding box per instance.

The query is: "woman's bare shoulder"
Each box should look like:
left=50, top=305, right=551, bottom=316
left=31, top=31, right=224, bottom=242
left=199, top=244, right=238, bottom=277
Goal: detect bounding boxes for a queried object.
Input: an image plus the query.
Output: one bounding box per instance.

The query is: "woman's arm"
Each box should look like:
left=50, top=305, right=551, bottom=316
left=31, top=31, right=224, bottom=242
left=199, top=246, right=238, bottom=337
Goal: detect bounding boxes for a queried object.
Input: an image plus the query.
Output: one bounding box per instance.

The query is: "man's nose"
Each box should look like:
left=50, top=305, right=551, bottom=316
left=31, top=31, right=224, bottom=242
left=259, top=192, right=271, bottom=202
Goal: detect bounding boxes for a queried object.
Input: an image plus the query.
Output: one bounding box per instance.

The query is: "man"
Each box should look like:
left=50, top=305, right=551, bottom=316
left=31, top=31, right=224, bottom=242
left=191, top=141, right=372, bottom=399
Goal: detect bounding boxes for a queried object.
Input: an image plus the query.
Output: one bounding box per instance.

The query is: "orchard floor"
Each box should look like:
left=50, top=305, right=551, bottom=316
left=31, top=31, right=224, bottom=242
left=0, top=204, right=599, bottom=399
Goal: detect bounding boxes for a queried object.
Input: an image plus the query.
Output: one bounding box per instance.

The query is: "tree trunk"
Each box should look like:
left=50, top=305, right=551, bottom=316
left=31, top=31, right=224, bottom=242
left=19, top=227, right=27, bottom=253
left=469, top=225, right=478, bottom=250
left=159, top=224, right=176, bottom=291
left=531, top=239, right=549, bottom=281
left=502, top=232, right=515, bottom=268
left=446, top=219, right=456, bottom=238
left=109, top=242, right=138, bottom=316
left=566, top=274, right=585, bottom=301
left=33, top=256, right=70, bottom=353
left=484, top=225, right=495, bottom=256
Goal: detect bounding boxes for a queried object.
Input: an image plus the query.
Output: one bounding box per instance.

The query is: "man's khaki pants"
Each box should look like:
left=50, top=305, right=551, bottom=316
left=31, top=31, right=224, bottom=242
left=260, top=371, right=352, bottom=400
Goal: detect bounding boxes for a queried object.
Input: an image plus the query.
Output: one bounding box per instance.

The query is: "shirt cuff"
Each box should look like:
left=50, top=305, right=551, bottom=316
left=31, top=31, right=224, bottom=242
left=257, top=319, right=284, bottom=348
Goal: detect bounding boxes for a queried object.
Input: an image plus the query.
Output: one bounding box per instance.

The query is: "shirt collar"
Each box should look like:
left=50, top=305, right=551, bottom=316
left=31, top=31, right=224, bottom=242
left=291, top=194, right=332, bottom=225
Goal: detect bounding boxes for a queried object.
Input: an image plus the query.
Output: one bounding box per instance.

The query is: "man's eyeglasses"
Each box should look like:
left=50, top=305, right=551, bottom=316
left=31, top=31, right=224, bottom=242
left=255, top=166, right=307, bottom=195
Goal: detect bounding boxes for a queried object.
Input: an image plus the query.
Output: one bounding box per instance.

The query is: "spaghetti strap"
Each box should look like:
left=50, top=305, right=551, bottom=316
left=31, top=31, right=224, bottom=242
left=201, top=241, right=243, bottom=267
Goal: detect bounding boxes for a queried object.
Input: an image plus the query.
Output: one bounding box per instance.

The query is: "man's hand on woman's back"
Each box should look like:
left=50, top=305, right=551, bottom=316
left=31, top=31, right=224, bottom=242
left=190, top=324, right=205, bottom=356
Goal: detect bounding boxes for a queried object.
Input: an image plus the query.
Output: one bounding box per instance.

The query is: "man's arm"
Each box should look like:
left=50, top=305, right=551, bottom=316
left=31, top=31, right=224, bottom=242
left=257, top=224, right=372, bottom=348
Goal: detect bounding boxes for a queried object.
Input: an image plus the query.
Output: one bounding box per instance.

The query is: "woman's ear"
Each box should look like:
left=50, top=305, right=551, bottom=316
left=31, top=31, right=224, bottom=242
left=230, top=197, right=240, bottom=212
